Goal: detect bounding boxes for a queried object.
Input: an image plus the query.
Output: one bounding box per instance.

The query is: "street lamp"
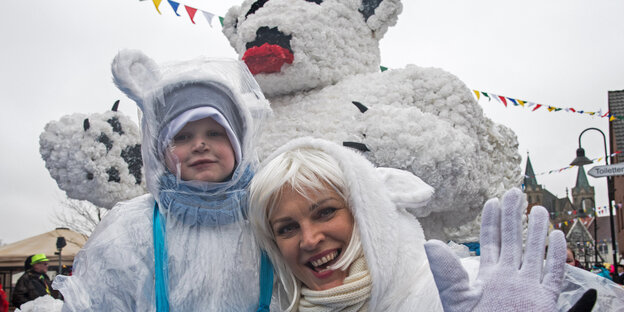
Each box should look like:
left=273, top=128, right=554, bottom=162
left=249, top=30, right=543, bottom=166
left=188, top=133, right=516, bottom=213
left=570, top=127, right=618, bottom=272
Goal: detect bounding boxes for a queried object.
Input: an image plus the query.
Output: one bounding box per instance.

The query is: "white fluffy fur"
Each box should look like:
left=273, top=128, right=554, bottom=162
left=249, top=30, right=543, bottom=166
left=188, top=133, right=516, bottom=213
left=39, top=109, right=146, bottom=209
left=223, top=0, right=521, bottom=241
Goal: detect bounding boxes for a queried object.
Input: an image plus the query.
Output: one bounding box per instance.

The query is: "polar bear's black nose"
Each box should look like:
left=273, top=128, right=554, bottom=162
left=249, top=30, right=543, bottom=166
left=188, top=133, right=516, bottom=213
left=107, top=167, right=120, bottom=183
left=246, top=27, right=292, bottom=52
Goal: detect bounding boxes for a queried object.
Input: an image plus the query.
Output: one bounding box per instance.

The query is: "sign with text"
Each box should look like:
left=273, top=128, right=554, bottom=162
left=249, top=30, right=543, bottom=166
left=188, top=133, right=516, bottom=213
left=587, top=163, right=624, bottom=178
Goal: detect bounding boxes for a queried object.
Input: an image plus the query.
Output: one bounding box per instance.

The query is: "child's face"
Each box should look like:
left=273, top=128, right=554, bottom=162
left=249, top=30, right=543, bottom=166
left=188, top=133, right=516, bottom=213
left=165, top=117, right=236, bottom=182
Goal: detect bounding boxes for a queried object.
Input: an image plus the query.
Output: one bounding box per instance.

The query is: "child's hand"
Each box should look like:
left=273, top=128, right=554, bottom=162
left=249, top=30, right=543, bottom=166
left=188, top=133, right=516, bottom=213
left=424, top=188, right=566, bottom=312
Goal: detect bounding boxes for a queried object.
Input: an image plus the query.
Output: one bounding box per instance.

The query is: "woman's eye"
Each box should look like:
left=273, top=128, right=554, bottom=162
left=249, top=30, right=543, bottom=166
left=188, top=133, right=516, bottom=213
left=317, top=207, right=337, bottom=219
left=277, top=223, right=298, bottom=236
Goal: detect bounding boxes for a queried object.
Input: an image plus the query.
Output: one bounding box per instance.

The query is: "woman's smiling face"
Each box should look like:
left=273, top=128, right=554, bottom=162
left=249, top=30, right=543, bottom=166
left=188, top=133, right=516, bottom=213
left=269, top=186, right=354, bottom=291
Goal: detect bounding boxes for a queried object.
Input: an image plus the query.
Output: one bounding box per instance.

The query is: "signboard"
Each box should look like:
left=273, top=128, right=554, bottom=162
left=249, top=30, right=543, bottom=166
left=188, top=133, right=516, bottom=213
left=587, top=162, right=624, bottom=178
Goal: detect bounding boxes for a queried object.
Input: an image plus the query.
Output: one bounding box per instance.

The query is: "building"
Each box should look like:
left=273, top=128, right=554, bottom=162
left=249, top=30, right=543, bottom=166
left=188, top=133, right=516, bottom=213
left=523, top=156, right=602, bottom=267
left=608, top=89, right=624, bottom=260
left=523, top=155, right=591, bottom=232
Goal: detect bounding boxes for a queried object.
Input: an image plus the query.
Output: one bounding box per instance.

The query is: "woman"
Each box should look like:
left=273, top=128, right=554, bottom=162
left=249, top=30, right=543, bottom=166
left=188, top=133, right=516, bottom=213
left=249, top=137, right=443, bottom=311
left=249, top=137, right=567, bottom=311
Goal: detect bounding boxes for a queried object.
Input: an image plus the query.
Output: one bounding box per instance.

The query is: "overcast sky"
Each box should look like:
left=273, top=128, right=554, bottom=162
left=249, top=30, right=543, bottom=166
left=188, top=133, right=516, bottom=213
left=1, top=0, right=623, bottom=244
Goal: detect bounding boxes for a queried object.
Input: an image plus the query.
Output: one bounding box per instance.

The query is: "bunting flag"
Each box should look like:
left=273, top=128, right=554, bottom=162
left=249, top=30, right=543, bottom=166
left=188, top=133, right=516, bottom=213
left=185, top=5, right=197, bottom=24
left=202, top=11, right=215, bottom=27
left=167, top=0, right=180, bottom=16
left=144, top=0, right=222, bottom=28
left=472, top=90, right=623, bottom=122
left=152, top=0, right=163, bottom=14
left=524, top=151, right=622, bottom=178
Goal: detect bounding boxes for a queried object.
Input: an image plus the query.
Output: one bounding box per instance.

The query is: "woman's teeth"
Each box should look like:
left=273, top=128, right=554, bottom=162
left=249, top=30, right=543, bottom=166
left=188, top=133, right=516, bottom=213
left=311, top=250, right=338, bottom=268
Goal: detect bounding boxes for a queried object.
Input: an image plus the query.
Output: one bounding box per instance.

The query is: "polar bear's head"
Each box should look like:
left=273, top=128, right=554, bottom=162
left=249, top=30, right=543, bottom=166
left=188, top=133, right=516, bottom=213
left=40, top=101, right=146, bottom=209
left=222, top=0, right=402, bottom=97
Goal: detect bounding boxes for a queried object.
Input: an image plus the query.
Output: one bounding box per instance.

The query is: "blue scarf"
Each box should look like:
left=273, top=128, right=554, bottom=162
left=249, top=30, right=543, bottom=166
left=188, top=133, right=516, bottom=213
left=157, top=165, right=253, bottom=226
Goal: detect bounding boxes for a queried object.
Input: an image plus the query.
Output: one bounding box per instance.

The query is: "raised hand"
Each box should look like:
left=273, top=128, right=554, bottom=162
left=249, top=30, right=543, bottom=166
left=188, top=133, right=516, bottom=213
left=424, top=188, right=567, bottom=312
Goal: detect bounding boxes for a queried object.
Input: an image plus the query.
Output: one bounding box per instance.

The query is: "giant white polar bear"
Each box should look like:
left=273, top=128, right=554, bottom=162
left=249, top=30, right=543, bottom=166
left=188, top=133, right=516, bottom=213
left=222, top=0, right=522, bottom=241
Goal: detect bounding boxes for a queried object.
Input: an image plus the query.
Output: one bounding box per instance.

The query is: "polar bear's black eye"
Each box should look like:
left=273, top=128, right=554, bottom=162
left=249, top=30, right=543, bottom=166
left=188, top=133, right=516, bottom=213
left=245, top=0, right=269, bottom=17
left=305, top=0, right=323, bottom=4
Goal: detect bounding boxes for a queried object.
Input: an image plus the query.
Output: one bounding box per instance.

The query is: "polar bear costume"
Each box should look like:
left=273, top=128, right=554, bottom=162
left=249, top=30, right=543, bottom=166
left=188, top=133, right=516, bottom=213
left=222, top=0, right=522, bottom=241
left=53, top=50, right=271, bottom=311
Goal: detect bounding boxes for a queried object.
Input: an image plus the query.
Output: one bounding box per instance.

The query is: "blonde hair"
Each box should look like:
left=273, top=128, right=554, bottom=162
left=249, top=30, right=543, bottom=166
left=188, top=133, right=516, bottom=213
left=249, top=147, right=362, bottom=311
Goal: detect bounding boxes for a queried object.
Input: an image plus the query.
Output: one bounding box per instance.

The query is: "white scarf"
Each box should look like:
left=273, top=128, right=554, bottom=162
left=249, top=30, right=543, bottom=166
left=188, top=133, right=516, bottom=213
left=298, top=256, right=371, bottom=312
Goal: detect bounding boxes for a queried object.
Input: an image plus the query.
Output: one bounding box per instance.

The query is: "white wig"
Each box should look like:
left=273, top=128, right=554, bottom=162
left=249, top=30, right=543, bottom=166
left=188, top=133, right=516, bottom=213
left=249, top=146, right=363, bottom=311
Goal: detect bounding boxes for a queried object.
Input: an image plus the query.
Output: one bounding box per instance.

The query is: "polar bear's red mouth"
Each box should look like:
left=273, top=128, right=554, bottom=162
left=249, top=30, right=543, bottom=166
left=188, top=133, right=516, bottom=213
left=243, top=43, right=294, bottom=75
left=243, top=27, right=294, bottom=75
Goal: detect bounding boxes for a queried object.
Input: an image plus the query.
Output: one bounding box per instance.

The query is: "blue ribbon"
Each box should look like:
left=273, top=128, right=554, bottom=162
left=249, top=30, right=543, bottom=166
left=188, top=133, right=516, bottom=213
left=257, top=251, right=274, bottom=312
left=153, top=202, right=170, bottom=312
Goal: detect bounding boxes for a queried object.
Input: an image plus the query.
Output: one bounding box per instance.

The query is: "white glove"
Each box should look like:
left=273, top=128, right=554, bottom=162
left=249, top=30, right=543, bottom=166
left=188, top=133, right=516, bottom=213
left=424, top=188, right=566, bottom=312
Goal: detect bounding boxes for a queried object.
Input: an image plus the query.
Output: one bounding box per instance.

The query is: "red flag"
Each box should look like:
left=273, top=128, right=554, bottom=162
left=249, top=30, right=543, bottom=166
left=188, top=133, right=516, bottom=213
left=185, top=5, right=198, bottom=24
left=532, top=104, right=542, bottom=111
left=498, top=96, right=508, bottom=107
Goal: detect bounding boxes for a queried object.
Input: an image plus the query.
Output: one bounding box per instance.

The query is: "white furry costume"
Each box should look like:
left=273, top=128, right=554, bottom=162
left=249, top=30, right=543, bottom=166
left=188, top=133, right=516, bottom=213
left=261, top=137, right=443, bottom=311
left=223, top=0, right=522, bottom=242
left=53, top=50, right=271, bottom=311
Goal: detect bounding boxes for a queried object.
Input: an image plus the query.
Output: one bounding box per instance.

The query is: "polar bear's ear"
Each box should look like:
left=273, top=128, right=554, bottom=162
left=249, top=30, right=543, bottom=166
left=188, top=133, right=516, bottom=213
left=111, top=49, right=161, bottom=111
left=222, top=5, right=242, bottom=49
left=376, top=167, right=434, bottom=217
left=359, top=0, right=402, bottom=38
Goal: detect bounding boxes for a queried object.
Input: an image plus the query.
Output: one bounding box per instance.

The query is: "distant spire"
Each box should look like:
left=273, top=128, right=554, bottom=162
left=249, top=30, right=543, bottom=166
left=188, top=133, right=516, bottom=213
left=524, top=155, right=538, bottom=187
left=575, top=165, right=591, bottom=190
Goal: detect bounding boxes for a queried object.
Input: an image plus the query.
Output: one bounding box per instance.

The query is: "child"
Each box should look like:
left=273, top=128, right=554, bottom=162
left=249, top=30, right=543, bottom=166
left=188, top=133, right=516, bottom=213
left=54, top=50, right=271, bottom=311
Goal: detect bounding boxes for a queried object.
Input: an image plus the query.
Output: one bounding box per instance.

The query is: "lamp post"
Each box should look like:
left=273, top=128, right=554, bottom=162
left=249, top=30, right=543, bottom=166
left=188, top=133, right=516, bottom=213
left=570, top=127, right=618, bottom=271
left=55, top=236, right=66, bottom=276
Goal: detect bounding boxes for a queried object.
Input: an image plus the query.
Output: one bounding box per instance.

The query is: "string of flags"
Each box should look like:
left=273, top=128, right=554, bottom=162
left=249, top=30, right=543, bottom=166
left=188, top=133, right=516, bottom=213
left=132, top=3, right=624, bottom=124
left=549, top=205, right=615, bottom=218
left=551, top=204, right=621, bottom=229
left=144, top=0, right=224, bottom=27
left=525, top=151, right=622, bottom=178
left=472, top=90, right=622, bottom=122
left=137, top=2, right=623, bottom=125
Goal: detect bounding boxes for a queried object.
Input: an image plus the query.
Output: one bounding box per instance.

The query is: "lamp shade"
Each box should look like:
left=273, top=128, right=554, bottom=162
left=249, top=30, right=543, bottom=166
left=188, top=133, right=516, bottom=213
left=570, top=147, right=593, bottom=166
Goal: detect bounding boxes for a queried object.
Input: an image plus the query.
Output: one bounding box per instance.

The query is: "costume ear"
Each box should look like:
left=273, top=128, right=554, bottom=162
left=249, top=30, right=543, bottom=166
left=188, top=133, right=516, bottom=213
left=360, top=0, right=402, bottom=38
left=111, top=49, right=161, bottom=111
left=376, top=167, right=434, bottom=217
left=222, top=5, right=242, bottom=50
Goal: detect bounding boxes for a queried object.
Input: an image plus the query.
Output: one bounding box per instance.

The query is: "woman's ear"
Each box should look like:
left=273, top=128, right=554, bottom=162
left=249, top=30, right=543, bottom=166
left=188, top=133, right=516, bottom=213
left=111, top=49, right=161, bottom=111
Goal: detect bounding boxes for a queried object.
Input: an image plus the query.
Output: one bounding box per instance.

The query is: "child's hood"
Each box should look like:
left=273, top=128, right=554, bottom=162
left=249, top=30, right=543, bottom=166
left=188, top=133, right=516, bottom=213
left=111, top=49, right=271, bottom=197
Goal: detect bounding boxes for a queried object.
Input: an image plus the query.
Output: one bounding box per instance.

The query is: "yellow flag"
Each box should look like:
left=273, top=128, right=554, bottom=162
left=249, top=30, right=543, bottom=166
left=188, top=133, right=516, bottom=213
left=611, top=115, right=616, bottom=121
left=564, top=221, right=568, bottom=226
left=472, top=90, right=480, bottom=100
left=518, top=100, right=525, bottom=107
left=153, top=0, right=162, bottom=14
left=547, top=106, right=556, bottom=112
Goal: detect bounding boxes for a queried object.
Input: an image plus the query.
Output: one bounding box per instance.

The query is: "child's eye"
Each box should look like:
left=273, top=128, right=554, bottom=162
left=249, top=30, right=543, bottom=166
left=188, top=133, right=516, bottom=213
left=173, top=133, right=191, bottom=142
left=207, top=130, right=224, bottom=137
